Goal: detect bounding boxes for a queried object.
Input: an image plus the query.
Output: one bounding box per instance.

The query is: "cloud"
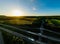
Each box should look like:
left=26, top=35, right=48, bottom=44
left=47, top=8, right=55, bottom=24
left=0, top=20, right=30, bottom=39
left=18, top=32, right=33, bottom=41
left=30, top=0, right=34, bottom=2
left=32, top=7, right=37, bottom=10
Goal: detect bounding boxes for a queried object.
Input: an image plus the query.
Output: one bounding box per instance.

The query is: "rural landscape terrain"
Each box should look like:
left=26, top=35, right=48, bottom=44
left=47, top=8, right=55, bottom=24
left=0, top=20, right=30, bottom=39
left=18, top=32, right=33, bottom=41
left=0, top=16, right=60, bottom=44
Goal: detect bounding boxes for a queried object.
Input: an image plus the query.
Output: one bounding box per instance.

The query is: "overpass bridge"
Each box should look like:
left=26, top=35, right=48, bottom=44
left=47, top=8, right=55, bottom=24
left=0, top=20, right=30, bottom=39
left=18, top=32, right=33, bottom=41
left=0, top=17, right=60, bottom=44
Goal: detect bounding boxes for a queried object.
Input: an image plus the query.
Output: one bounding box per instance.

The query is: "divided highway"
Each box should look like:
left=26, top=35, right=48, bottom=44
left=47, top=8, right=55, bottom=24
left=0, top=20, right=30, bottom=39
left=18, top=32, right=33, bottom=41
left=0, top=23, right=60, bottom=44
left=0, top=24, right=41, bottom=44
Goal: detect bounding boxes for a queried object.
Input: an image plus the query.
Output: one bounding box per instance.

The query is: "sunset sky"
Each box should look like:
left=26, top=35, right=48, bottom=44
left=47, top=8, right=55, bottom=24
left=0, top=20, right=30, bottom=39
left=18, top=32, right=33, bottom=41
left=0, top=0, right=60, bottom=16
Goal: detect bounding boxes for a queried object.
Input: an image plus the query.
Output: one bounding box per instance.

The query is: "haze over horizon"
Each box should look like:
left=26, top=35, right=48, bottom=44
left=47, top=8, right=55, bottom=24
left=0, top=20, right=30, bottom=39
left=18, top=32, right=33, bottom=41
left=0, top=0, right=60, bottom=16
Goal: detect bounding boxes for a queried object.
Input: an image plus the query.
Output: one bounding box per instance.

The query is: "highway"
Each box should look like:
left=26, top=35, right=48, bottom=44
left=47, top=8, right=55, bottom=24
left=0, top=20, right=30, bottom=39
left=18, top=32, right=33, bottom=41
left=0, top=23, right=60, bottom=44
left=0, top=24, right=40, bottom=44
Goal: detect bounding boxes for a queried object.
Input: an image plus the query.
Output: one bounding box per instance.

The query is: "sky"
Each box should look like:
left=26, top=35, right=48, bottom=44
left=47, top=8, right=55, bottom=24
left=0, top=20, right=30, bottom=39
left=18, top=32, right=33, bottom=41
left=0, top=0, right=60, bottom=16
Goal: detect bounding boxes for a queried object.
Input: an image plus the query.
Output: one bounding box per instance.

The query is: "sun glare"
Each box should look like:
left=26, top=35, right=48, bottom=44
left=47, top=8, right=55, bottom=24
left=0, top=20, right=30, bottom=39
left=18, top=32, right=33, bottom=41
left=11, top=10, right=23, bottom=16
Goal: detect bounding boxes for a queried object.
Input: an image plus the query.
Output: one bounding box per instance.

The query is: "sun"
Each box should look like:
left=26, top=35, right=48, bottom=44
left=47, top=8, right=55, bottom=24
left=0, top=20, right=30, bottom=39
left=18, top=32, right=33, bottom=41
left=11, top=10, right=23, bottom=16
left=6, top=10, right=24, bottom=16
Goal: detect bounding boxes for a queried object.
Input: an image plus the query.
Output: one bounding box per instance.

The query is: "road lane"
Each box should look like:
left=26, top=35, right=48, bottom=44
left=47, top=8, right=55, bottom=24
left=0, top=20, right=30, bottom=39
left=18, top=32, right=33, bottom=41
left=0, top=24, right=60, bottom=43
